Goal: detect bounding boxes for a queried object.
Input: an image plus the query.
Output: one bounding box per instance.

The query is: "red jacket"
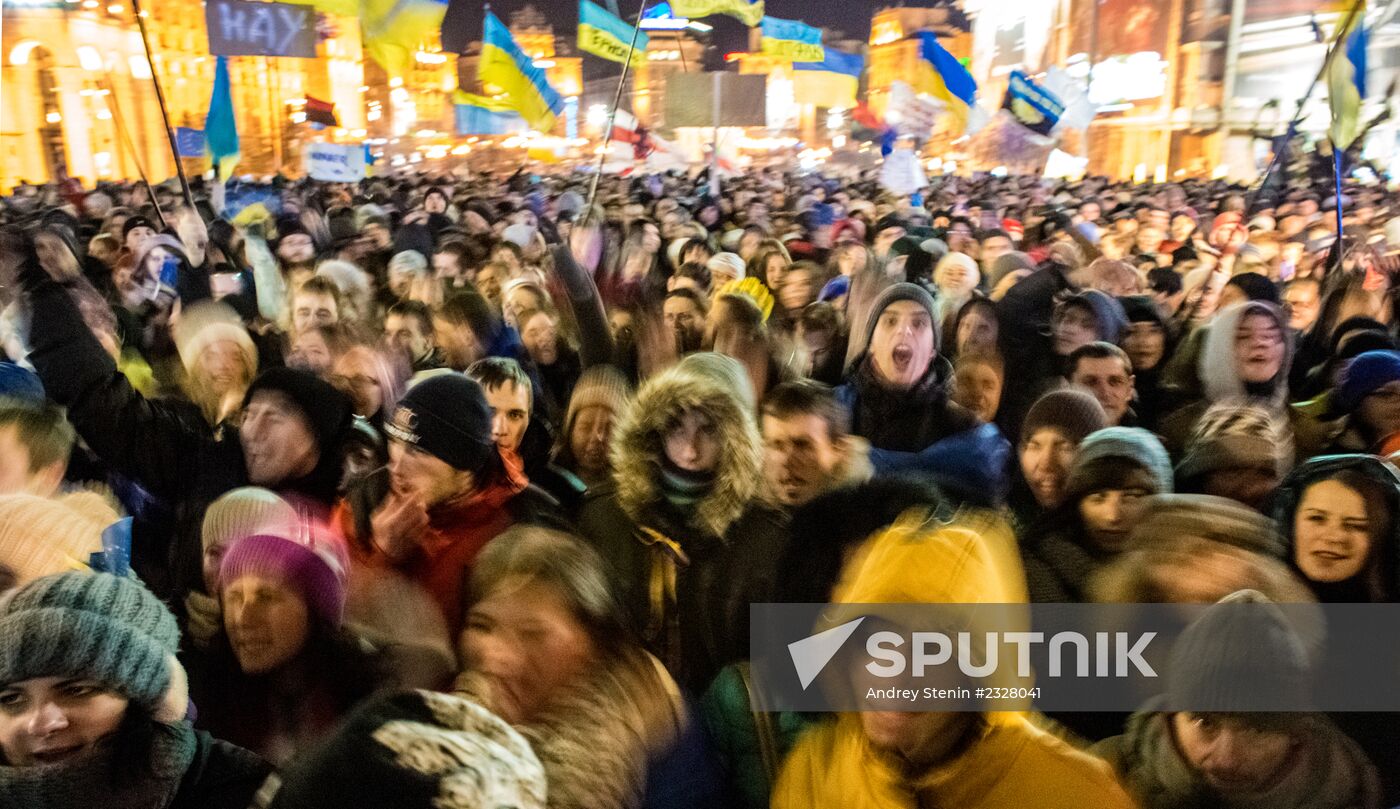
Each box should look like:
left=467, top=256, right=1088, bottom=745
left=337, top=457, right=528, bottom=637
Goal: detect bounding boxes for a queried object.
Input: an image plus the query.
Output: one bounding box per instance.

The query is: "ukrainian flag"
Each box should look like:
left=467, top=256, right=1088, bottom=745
left=759, top=16, right=823, bottom=63
left=793, top=48, right=863, bottom=108
left=579, top=0, right=647, bottom=65
left=362, top=0, right=448, bottom=77
left=913, top=32, right=978, bottom=134
left=479, top=10, right=564, bottom=132
left=1327, top=4, right=1368, bottom=149
left=454, top=91, right=528, bottom=135
left=205, top=56, right=239, bottom=180
left=671, top=0, right=763, bottom=27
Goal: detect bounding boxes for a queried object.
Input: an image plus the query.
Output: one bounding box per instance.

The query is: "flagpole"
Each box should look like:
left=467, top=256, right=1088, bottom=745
left=586, top=0, right=650, bottom=209
left=99, top=76, right=171, bottom=232
left=1331, top=140, right=1346, bottom=270
left=1248, top=0, right=1365, bottom=205
left=130, top=0, right=196, bottom=211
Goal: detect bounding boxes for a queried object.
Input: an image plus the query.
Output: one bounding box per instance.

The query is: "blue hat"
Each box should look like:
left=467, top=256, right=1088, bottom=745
left=818, top=275, right=850, bottom=303
left=0, top=363, right=44, bottom=404
left=1335, top=350, right=1400, bottom=415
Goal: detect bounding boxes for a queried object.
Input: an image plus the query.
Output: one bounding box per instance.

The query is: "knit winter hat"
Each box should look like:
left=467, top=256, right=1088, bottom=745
left=1130, top=494, right=1284, bottom=557
left=1021, top=388, right=1108, bottom=446
left=219, top=525, right=349, bottom=627
left=1334, top=350, right=1400, bottom=415
left=563, top=365, right=633, bottom=429
left=1176, top=400, right=1292, bottom=483
left=501, top=223, right=536, bottom=249
left=263, top=690, right=545, bottom=809
left=0, top=362, right=44, bottom=404
left=1166, top=589, right=1312, bottom=714
left=706, top=251, right=746, bottom=281
left=385, top=373, right=496, bottom=473
left=173, top=300, right=258, bottom=378
left=1059, top=289, right=1129, bottom=343
left=0, top=494, right=108, bottom=589
left=121, top=215, right=155, bottom=241
left=860, top=282, right=941, bottom=356
left=0, top=572, right=179, bottom=709
left=202, top=487, right=299, bottom=554
left=388, top=250, right=429, bottom=278
left=1065, top=427, right=1174, bottom=500
left=1118, top=295, right=1165, bottom=328
left=987, top=251, right=1037, bottom=290
left=243, top=367, right=353, bottom=458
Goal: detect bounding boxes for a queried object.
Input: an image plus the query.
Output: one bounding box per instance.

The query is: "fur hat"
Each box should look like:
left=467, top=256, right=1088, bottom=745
left=611, top=355, right=762, bottom=537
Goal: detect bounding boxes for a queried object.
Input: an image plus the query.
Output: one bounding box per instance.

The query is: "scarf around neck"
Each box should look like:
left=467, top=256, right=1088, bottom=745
left=0, top=720, right=197, bottom=809
left=658, top=461, right=715, bottom=510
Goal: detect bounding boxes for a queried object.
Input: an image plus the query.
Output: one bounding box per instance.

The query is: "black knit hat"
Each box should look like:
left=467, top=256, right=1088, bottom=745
left=385, top=374, right=496, bottom=474
left=121, top=215, right=155, bottom=240
left=861, top=282, right=941, bottom=355
left=1021, top=388, right=1108, bottom=446
left=243, top=367, right=353, bottom=457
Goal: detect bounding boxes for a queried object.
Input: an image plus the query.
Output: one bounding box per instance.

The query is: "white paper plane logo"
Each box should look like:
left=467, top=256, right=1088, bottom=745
left=788, top=617, right=865, bottom=690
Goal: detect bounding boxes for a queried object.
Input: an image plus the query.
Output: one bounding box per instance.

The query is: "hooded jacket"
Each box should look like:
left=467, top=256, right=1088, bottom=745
left=1160, top=302, right=1293, bottom=455
left=576, top=361, right=787, bottom=693
left=1269, top=454, right=1400, bottom=603
left=1095, top=706, right=1380, bottom=809
left=772, top=513, right=1134, bottom=809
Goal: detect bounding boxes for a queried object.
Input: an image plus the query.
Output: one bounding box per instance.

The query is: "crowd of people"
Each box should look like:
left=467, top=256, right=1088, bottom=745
left=0, top=162, right=1398, bottom=808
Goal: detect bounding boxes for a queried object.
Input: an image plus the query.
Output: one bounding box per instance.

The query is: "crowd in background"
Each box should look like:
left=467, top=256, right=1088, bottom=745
left=0, top=163, right=1399, bottom=808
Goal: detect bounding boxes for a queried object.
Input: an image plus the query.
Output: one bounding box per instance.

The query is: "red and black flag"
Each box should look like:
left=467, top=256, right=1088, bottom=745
left=305, top=96, right=338, bottom=127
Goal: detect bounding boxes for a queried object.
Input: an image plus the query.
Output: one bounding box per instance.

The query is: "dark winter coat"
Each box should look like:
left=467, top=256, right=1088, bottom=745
left=576, top=365, right=788, bottom=693
left=21, top=257, right=344, bottom=604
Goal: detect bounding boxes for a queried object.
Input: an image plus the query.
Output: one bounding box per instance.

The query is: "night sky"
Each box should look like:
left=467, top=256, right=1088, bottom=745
left=458, top=0, right=883, bottom=75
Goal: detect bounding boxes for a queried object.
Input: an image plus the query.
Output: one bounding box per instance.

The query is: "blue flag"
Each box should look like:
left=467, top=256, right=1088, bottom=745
left=1002, top=70, right=1064, bottom=136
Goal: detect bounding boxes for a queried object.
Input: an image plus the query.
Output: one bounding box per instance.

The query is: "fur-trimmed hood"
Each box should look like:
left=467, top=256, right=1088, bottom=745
left=610, top=361, right=762, bottom=538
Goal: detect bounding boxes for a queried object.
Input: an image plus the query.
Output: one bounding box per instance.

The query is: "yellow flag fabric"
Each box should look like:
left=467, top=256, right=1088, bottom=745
left=670, top=0, right=764, bottom=27
left=578, top=0, right=648, bottom=64
left=361, top=0, right=447, bottom=77
left=1326, top=4, right=1367, bottom=149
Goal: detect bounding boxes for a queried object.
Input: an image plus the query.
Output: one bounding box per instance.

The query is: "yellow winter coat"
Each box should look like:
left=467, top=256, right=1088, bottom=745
left=772, top=510, right=1138, bottom=809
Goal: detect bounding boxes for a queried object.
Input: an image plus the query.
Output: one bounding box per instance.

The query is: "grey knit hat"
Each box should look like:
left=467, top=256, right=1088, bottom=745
left=0, top=572, right=179, bottom=709
left=1065, top=427, right=1174, bottom=500
left=861, top=282, right=941, bottom=355
left=1166, top=589, right=1312, bottom=714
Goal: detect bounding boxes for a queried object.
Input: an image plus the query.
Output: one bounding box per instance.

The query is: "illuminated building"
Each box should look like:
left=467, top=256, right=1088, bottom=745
left=456, top=5, right=582, bottom=138
left=866, top=6, right=971, bottom=121
left=960, top=0, right=1399, bottom=180
left=2, top=0, right=368, bottom=187
left=633, top=26, right=705, bottom=129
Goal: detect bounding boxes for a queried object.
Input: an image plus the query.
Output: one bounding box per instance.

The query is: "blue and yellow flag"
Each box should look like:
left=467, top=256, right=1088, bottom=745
left=1002, top=70, right=1064, bottom=136
left=793, top=48, right=862, bottom=108
left=362, top=0, right=448, bottom=77
left=479, top=10, right=564, bottom=131
left=454, top=91, right=528, bottom=135
left=913, top=32, right=978, bottom=134
left=1327, top=5, right=1368, bottom=149
left=205, top=56, right=239, bottom=180
left=760, top=16, right=823, bottom=62
left=671, top=0, right=763, bottom=27
left=579, top=0, right=648, bottom=64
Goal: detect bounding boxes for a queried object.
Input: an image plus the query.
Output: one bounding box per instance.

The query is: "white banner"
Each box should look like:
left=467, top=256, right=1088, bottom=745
left=304, top=142, right=366, bottom=182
